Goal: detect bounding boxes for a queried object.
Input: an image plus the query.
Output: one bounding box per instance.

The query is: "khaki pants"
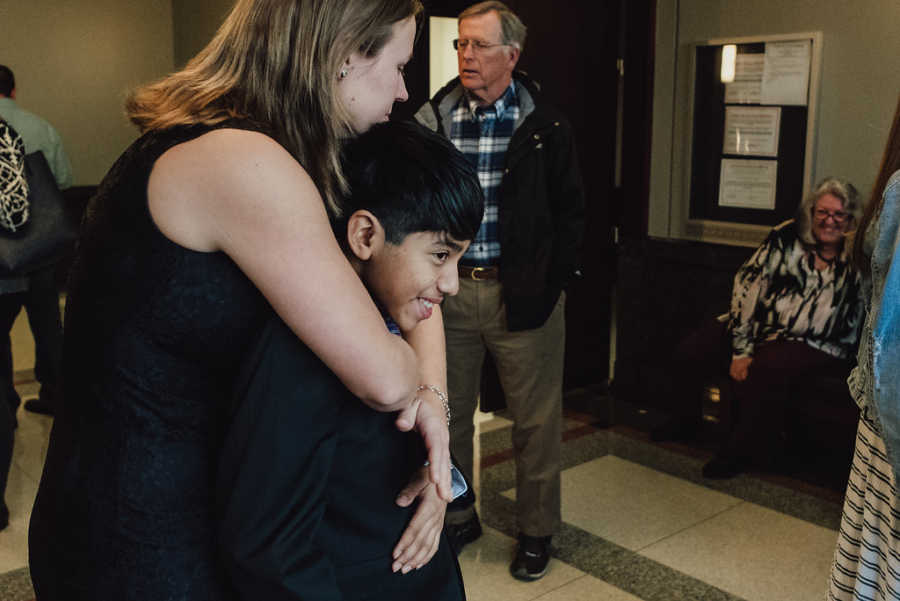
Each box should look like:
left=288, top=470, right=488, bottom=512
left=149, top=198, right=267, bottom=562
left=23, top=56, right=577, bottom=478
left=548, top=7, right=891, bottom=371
left=443, top=278, right=564, bottom=537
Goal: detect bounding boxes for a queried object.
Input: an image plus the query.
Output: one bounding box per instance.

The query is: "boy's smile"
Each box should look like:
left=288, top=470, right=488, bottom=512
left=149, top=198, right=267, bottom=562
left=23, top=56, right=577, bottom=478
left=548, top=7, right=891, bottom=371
left=362, top=231, right=470, bottom=333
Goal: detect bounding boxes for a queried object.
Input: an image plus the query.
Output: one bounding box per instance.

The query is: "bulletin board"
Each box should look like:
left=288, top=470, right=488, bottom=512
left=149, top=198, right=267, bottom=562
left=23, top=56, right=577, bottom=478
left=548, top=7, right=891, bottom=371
left=682, top=32, right=822, bottom=246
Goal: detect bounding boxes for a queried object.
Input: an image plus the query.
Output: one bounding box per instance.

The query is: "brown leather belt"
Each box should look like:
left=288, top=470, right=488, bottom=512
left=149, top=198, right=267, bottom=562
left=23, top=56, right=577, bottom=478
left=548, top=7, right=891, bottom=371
left=459, top=264, right=499, bottom=280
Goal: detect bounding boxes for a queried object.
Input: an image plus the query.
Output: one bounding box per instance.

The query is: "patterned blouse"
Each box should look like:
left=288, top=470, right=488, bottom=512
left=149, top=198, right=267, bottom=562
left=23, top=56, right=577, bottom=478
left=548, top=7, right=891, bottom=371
left=729, top=219, right=863, bottom=359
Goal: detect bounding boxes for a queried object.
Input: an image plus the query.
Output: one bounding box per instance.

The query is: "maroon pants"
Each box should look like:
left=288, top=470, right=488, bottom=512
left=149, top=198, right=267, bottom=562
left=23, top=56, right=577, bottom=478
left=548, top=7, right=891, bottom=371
left=669, top=318, right=851, bottom=462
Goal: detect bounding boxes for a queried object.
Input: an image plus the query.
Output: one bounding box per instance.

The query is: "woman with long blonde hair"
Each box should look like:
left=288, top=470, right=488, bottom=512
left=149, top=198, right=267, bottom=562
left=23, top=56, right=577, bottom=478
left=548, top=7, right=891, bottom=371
left=27, top=1, right=454, bottom=598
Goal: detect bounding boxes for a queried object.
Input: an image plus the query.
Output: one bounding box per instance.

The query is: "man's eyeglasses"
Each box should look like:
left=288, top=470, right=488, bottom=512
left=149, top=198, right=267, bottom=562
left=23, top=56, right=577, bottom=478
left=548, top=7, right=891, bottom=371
left=813, top=208, right=850, bottom=223
left=453, top=38, right=509, bottom=53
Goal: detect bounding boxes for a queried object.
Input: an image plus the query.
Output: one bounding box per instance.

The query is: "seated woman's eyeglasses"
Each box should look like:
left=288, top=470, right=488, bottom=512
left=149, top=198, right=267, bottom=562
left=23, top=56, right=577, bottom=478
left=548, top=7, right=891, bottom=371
left=814, top=208, right=850, bottom=223
left=453, top=38, right=508, bottom=53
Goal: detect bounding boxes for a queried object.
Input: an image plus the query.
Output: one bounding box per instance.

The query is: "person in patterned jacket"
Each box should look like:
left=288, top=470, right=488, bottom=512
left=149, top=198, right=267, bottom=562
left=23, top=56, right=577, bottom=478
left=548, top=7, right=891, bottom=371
left=654, top=177, right=864, bottom=479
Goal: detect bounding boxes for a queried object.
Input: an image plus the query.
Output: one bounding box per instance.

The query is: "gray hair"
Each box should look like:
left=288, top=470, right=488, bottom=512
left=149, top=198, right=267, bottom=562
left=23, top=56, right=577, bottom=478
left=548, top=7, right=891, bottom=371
left=795, top=176, right=861, bottom=249
left=459, top=1, right=527, bottom=51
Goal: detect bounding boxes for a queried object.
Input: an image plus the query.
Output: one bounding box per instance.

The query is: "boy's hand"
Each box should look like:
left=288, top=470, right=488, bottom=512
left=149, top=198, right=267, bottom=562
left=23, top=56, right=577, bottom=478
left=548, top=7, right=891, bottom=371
left=392, top=468, right=447, bottom=573
left=395, top=394, right=452, bottom=501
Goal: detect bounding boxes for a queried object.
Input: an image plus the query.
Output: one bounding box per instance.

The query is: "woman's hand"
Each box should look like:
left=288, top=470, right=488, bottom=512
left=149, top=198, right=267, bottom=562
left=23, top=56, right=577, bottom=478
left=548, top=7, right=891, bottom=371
left=730, top=356, right=753, bottom=381
left=396, top=391, right=452, bottom=501
left=392, top=467, right=447, bottom=573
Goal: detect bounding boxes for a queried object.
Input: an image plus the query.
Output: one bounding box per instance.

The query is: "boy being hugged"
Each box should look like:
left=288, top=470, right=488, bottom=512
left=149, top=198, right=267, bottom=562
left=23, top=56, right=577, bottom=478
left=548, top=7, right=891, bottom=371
left=217, top=120, right=484, bottom=601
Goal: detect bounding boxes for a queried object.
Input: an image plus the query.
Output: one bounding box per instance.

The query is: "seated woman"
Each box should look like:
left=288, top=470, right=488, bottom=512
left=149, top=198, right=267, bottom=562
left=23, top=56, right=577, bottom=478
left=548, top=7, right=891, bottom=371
left=654, top=177, right=865, bottom=479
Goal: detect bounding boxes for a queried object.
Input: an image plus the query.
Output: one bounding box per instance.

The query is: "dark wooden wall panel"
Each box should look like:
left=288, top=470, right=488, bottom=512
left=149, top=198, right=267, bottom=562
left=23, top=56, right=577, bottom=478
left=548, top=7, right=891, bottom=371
left=612, top=238, right=751, bottom=407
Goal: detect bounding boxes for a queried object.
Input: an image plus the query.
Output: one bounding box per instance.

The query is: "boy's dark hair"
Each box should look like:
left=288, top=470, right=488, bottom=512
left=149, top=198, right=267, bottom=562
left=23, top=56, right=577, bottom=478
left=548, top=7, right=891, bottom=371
left=337, top=120, right=484, bottom=245
left=0, top=66, right=14, bottom=97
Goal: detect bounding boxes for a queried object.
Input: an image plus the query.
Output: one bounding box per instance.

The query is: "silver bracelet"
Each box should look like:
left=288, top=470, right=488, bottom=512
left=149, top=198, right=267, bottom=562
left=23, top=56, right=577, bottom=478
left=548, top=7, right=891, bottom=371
left=417, top=384, right=450, bottom=427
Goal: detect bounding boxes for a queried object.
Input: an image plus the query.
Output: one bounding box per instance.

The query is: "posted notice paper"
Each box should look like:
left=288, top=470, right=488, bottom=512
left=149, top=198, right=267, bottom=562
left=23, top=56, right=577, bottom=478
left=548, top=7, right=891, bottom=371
left=760, top=40, right=811, bottom=106
left=725, top=54, right=764, bottom=104
left=723, top=106, right=781, bottom=157
left=719, top=159, right=778, bottom=210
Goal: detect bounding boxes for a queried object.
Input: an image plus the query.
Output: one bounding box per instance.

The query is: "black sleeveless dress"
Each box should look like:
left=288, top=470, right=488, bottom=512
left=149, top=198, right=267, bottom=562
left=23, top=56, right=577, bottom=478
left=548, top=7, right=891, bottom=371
left=28, top=122, right=271, bottom=600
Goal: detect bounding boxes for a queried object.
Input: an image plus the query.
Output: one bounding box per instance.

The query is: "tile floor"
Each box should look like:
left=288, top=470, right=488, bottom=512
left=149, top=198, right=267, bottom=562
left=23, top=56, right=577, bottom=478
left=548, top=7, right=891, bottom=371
left=0, top=384, right=47, bottom=573
left=0, top=313, right=849, bottom=600
left=460, top=407, right=845, bottom=601
left=0, top=407, right=847, bottom=601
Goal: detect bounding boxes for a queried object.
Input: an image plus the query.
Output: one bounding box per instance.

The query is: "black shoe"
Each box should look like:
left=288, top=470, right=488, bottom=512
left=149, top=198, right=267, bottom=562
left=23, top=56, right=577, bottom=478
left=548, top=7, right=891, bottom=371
left=0, top=504, right=8, bottom=531
left=510, top=534, right=551, bottom=581
left=445, top=511, right=482, bottom=556
left=702, top=455, right=745, bottom=479
left=650, top=417, right=700, bottom=442
left=24, top=398, right=54, bottom=415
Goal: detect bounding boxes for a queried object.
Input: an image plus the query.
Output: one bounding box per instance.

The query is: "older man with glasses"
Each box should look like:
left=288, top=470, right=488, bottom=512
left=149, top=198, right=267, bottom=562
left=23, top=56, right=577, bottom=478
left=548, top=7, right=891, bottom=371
left=415, top=0, right=585, bottom=582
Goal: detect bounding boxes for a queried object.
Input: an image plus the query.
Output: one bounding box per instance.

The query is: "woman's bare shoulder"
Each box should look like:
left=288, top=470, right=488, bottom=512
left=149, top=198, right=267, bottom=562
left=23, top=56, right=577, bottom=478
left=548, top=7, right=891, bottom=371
left=148, top=127, right=321, bottom=252
left=155, top=128, right=303, bottom=189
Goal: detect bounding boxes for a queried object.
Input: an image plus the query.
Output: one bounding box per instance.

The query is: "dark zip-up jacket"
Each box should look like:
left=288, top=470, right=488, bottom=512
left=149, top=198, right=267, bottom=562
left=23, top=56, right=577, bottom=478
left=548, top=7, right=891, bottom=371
left=218, top=314, right=465, bottom=601
left=414, top=72, right=585, bottom=331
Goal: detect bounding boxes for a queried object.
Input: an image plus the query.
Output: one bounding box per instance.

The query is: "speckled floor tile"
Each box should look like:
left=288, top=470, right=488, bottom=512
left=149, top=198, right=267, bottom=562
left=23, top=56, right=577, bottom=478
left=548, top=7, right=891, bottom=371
left=10, top=310, right=37, bottom=375
left=535, top=574, right=643, bottom=600
left=0, top=566, right=33, bottom=601
left=640, top=501, right=838, bottom=601
left=0, top=463, right=37, bottom=574
left=481, top=494, right=742, bottom=601
left=0, top=380, right=48, bottom=581
left=503, top=456, right=742, bottom=551
left=12, top=401, right=52, bottom=483
left=478, top=415, right=602, bottom=462
left=480, top=423, right=513, bottom=459
left=604, top=431, right=843, bottom=530
left=457, top=525, right=585, bottom=601
left=0, top=379, right=846, bottom=601
left=478, top=412, right=513, bottom=435
left=9, top=294, right=64, bottom=376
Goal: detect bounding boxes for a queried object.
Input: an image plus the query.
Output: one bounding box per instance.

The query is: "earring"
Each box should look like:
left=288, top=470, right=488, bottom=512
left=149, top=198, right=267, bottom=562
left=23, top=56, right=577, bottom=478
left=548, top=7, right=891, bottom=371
left=339, top=67, right=349, bottom=79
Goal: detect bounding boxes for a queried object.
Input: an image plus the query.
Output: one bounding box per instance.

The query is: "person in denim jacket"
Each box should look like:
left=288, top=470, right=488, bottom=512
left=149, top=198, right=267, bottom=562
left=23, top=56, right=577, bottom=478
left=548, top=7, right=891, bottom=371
left=828, top=95, right=900, bottom=601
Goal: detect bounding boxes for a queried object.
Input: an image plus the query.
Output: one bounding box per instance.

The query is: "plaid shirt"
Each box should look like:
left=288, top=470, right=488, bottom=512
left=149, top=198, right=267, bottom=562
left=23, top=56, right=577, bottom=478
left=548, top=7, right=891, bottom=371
left=450, top=82, right=519, bottom=266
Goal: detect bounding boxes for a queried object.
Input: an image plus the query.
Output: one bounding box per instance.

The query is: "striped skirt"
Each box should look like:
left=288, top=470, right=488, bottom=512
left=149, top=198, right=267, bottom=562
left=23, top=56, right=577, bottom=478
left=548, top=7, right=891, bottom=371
left=829, top=415, right=900, bottom=600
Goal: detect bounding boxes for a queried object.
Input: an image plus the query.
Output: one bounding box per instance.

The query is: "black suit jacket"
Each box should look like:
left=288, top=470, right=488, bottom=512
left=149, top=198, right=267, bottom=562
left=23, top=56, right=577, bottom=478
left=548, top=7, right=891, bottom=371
left=216, top=314, right=465, bottom=601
